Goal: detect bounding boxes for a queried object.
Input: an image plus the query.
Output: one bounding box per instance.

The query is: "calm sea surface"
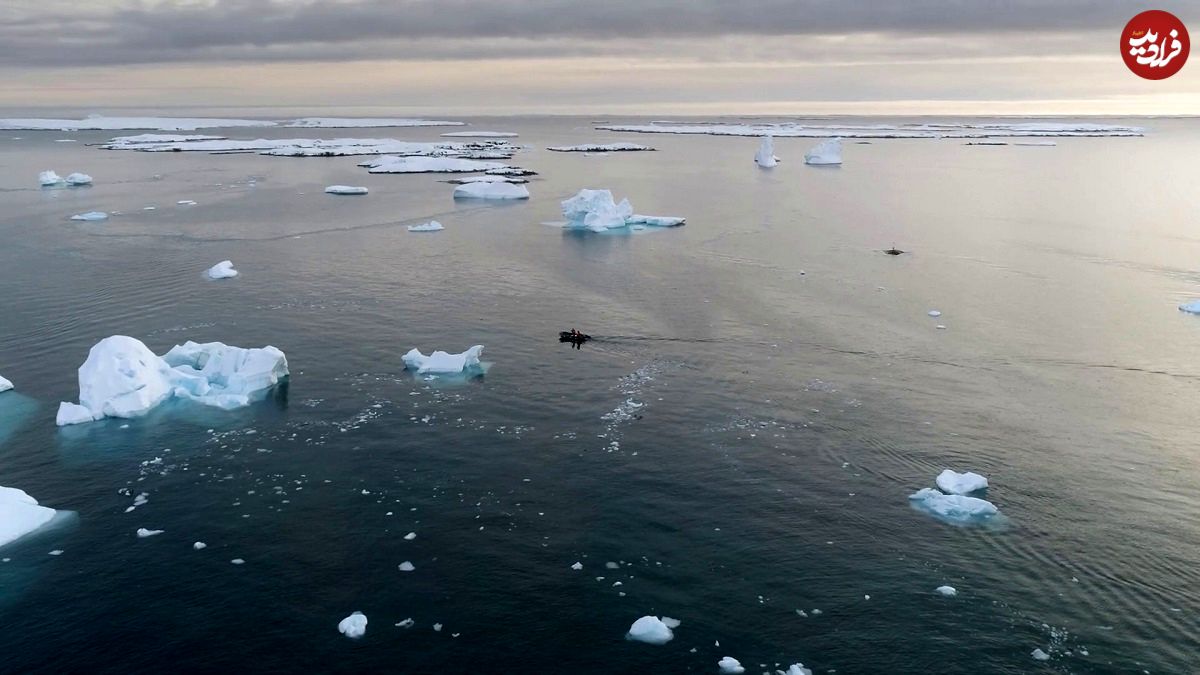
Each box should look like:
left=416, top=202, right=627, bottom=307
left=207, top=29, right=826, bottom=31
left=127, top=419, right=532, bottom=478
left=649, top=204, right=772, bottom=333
left=0, top=115, right=1198, bottom=673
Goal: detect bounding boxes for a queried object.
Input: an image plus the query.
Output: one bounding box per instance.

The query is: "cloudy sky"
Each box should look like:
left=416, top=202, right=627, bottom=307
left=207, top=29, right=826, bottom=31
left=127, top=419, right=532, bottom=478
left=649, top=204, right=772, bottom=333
left=3, top=0, right=1199, bottom=114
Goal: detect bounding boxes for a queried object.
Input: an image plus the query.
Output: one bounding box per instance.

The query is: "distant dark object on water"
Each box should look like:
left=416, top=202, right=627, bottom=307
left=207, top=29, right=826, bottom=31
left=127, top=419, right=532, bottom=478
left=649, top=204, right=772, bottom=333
left=559, top=330, right=591, bottom=349
left=884, top=246, right=905, bottom=256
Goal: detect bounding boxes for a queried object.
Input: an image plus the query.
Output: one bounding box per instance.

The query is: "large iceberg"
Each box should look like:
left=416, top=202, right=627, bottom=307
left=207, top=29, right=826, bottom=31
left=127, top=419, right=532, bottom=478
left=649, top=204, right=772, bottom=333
left=626, top=616, right=674, bottom=644
left=909, top=488, right=999, bottom=525
left=561, top=189, right=684, bottom=231
left=755, top=136, right=779, bottom=167
left=402, top=346, right=484, bottom=374
left=936, top=470, right=988, bottom=495
left=0, top=374, right=11, bottom=393
left=453, top=182, right=530, bottom=200
left=805, top=138, right=842, bottom=165
left=0, top=486, right=58, bottom=548
left=206, top=261, right=238, bottom=279
left=55, top=336, right=288, bottom=425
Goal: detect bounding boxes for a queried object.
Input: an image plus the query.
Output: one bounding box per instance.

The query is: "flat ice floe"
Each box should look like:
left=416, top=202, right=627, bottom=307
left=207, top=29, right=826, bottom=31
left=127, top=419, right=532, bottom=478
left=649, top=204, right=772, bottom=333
left=441, top=131, right=519, bottom=138
left=755, top=135, right=779, bottom=167
left=0, top=116, right=276, bottom=131
left=561, top=189, right=684, bottom=232
left=70, top=212, right=108, bottom=222
left=718, top=657, right=746, bottom=674
left=403, top=346, right=484, bottom=374
left=936, top=470, right=988, bottom=495
left=105, top=135, right=518, bottom=161
left=0, top=486, right=58, bottom=548
left=804, top=138, right=842, bottom=165
left=65, top=173, right=93, bottom=186
left=626, top=616, right=675, bottom=644
left=362, top=156, right=510, bottom=174
left=283, top=118, right=462, bottom=128
left=909, top=487, right=1000, bottom=525
left=444, top=175, right=527, bottom=184
left=595, top=120, right=1144, bottom=139
left=0, top=374, right=11, bottom=393
left=338, top=612, right=368, bottom=638
left=453, top=182, right=530, bottom=200
left=1178, top=300, right=1200, bottom=314
left=324, top=185, right=368, bottom=195
left=547, top=143, right=654, bottom=152
left=407, top=221, right=444, bottom=232
left=206, top=260, right=238, bottom=279
left=55, top=336, right=289, bottom=425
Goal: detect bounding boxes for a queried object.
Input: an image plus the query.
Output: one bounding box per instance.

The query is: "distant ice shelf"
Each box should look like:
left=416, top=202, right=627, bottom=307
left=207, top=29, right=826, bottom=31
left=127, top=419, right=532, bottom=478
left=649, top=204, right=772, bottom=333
left=0, top=116, right=464, bottom=131
left=596, top=121, right=1144, bottom=139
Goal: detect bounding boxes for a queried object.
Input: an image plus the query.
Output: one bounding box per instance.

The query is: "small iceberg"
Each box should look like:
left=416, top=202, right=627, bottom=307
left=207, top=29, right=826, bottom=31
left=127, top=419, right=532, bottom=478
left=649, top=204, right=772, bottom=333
left=1031, top=648, right=1050, bottom=661
left=755, top=135, right=779, bottom=167
left=407, top=221, right=444, bottom=232
left=0, top=374, right=11, bottom=393
left=909, top=487, right=999, bottom=525
left=626, top=616, right=675, bottom=645
left=398, top=561, right=415, bottom=572
left=39, top=170, right=64, bottom=186
left=402, top=346, right=484, bottom=375
left=324, top=185, right=368, bottom=195
left=136, top=528, right=164, bottom=538
left=935, top=585, right=957, bottom=596
left=0, top=486, right=58, bottom=548
left=338, top=612, right=367, bottom=638
left=779, top=665, right=812, bottom=675
left=70, top=212, right=108, bottom=222
left=561, top=189, right=684, bottom=232
left=65, top=173, right=93, bottom=186
left=1179, top=300, right=1200, bottom=314
left=205, top=260, right=238, bottom=279
left=936, top=470, right=988, bottom=495
left=805, top=138, right=842, bottom=165
left=719, top=657, right=746, bottom=674
left=453, top=182, right=530, bottom=200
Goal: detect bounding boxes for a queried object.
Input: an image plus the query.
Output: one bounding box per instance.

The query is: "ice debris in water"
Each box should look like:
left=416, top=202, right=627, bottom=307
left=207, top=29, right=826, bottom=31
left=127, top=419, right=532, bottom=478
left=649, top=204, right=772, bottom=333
left=55, top=336, right=289, bottom=425
left=398, top=561, right=415, bottom=572
left=324, top=185, right=368, bottom=195
left=1031, top=648, right=1050, bottom=661
left=718, top=656, right=745, bottom=674
left=65, top=173, right=92, bottom=186
left=936, top=470, right=988, bottom=495
left=778, top=665, right=812, bottom=675
left=39, top=170, right=64, bottom=186
left=452, top=181, right=530, bottom=200
left=571, top=562, right=583, bottom=570
left=396, top=618, right=415, bottom=628
left=407, top=221, right=444, bottom=232
left=561, top=189, right=684, bottom=232
left=205, top=260, right=238, bottom=279
left=70, top=212, right=108, bottom=221
left=136, top=528, right=164, bottom=538
left=339, top=612, right=367, bottom=638
left=193, top=541, right=207, bottom=550
left=755, top=135, right=779, bottom=167
left=0, top=486, right=59, bottom=548
left=402, top=346, right=483, bottom=375
left=626, top=616, right=676, bottom=644
left=935, top=585, right=958, bottom=596
left=403, top=532, right=417, bottom=540
left=928, top=310, right=942, bottom=317
left=805, top=138, right=843, bottom=165
left=909, top=487, right=999, bottom=525
left=1179, top=300, right=1200, bottom=314
left=0, top=374, right=12, bottom=393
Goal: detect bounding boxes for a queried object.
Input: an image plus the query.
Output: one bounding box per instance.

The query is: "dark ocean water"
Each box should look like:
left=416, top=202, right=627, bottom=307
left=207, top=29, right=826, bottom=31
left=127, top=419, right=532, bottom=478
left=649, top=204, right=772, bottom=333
left=0, top=115, right=1199, bottom=673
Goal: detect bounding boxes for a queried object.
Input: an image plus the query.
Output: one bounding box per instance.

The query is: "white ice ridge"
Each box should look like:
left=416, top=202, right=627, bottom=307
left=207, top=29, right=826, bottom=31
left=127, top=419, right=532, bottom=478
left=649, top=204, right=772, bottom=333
left=626, top=616, right=676, bottom=644
left=0, top=486, right=58, bottom=548
left=0, top=374, right=12, bottom=393
left=719, top=657, right=746, bottom=674
left=1178, top=300, right=1200, bottom=314
left=909, top=487, right=999, bottom=525
left=1, top=117, right=276, bottom=131
left=365, top=156, right=511, bottom=173
left=595, top=121, right=1145, bottom=138
left=325, top=185, right=368, bottom=195
left=283, top=118, right=463, bottom=128
left=105, top=135, right=519, bottom=161
left=55, top=336, right=289, bottom=426
left=546, top=143, right=654, bottom=152
left=407, top=221, right=444, bottom=232
left=755, top=135, right=779, bottom=167
left=804, top=138, right=842, bottom=165
left=402, top=346, right=484, bottom=374
left=205, top=260, right=238, bottom=279
left=338, top=612, right=368, bottom=638
left=452, top=182, right=530, bottom=200
left=561, top=189, right=685, bottom=232
left=441, top=131, right=519, bottom=138
left=936, top=470, right=988, bottom=495
left=70, top=212, right=108, bottom=222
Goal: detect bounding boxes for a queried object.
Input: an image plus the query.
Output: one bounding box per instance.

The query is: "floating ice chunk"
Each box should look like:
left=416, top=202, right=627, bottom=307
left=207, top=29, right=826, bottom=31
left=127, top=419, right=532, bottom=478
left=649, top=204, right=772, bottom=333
left=547, top=143, right=654, bottom=152
left=230, top=558, right=245, bottom=565
left=205, top=260, right=238, bottom=279
left=48, top=550, right=63, bottom=556
left=0, top=486, right=58, bottom=548
left=433, top=623, right=443, bottom=632
left=805, top=138, right=842, bottom=165
left=0, top=374, right=11, bottom=393
left=909, top=488, right=999, bottom=525
left=936, top=470, right=988, bottom=495
left=407, top=221, right=444, bottom=232
left=453, top=182, right=530, bottom=200
left=1179, top=300, right=1200, bottom=314
left=39, top=170, right=65, bottom=186
left=339, top=612, right=368, bottom=638
left=396, top=618, right=415, bottom=628
left=441, top=131, right=518, bottom=138
left=402, top=346, right=484, bottom=374
left=65, top=173, right=93, bottom=186
left=324, top=185, right=368, bottom=195
left=779, top=665, right=812, bottom=675
left=193, top=541, right=207, bottom=550
left=1031, top=648, right=1049, bottom=661
left=627, top=616, right=675, bottom=644
left=136, top=528, right=164, bottom=538
left=755, top=135, right=779, bottom=167
left=70, top=211, right=108, bottom=222
left=366, top=156, right=509, bottom=174
left=571, top=562, right=583, bottom=570
left=162, top=340, right=289, bottom=409
left=935, top=585, right=957, bottom=596
left=661, top=617, right=681, bottom=629
left=561, top=189, right=683, bottom=231
left=718, top=657, right=745, bottom=674
left=928, top=310, right=942, bottom=317
left=177, top=200, right=197, bottom=205
left=398, top=561, right=415, bottom=572
left=404, top=532, right=417, bottom=540
left=56, top=402, right=94, bottom=426
left=626, top=214, right=685, bottom=227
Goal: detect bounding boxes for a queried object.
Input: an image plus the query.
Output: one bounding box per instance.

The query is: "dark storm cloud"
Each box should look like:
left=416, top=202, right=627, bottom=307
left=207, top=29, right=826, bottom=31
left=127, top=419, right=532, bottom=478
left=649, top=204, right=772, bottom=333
left=4, top=0, right=1193, bottom=66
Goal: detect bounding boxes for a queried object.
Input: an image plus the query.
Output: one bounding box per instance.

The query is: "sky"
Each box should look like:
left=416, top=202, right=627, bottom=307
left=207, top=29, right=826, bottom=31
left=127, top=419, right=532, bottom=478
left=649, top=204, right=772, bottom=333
left=3, top=0, right=1199, bottom=115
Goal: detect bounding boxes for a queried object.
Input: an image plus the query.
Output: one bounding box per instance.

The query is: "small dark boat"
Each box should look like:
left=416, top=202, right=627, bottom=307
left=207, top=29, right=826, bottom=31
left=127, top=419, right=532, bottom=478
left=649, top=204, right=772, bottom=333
left=884, top=247, right=904, bottom=256
left=559, top=331, right=591, bottom=343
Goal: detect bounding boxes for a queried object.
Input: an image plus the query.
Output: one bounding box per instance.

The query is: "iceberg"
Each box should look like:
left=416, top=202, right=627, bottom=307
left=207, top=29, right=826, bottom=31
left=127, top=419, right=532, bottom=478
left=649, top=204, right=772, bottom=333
left=0, top=374, right=11, bottom=393
left=935, top=585, right=958, bottom=596
left=1179, top=300, right=1200, bottom=314
left=0, top=486, right=58, bottom=548
left=755, top=135, right=779, bottom=167
left=561, top=189, right=684, bottom=231
left=325, top=185, right=368, bottom=195
left=366, top=156, right=510, bottom=174
left=805, top=138, right=842, bottom=165
left=402, top=346, right=484, bottom=374
left=547, top=143, right=654, bottom=152
left=398, top=561, right=415, bottom=572
left=136, top=528, right=164, bottom=538
left=39, top=170, right=64, bottom=186
left=718, top=657, right=745, bottom=674
left=70, top=212, right=108, bottom=222
left=55, top=336, right=288, bottom=425
left=626, top=616, right=674, bottom=644
left=909, top=488, right=999, bottom=525
left=65, top=173, right=93, bottom=186
left=935, top=470, right=988, bottom=495
left=453, top=182, right=530, bottom=200
left=206, top=261, right=238, bottom=279
left=1031, top=648, right=1049, bottom=661
left=407, top=221, right=444, bottom=232
left=338, top=612, right=368, bottom=638
left=779, top=665, right=812, bottom=675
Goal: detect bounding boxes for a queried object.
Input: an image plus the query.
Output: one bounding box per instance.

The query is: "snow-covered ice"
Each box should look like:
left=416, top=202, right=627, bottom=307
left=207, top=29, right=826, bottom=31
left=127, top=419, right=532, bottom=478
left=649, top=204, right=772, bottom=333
left=325, top=185, right=368, bottom=195
left=402, top=346, right=484, bottom=375
left=398, top=561, right=415, bottom=572
left=626, top=214, right=686, bottom=227
left=561, top=189, right=684, bottom=231
left=39, top=170, right=64, bottom=186
left=909, top=488, right=999, bottom=525
left=596, top=121, right=1143, bottom=139
left=206, top=261, right=238, bottom=279
left=718, top=657, right=745, bottom=674
left=407, top=221, right=444, bottom=232
left=403, top=532, right=417, bottom=540
left=65, top=173, right=93, bottom=186
left=55, top=402, right=93, bottom=426
left=936, top=470, right=988, bottom=495
left=137, top=528, right=164, bottom=538
left=547, top=143, right=654, bottom=152
left=441, top=131, right=518, bottom=138
left=453, top=182, right=530, bottom=200
left=755, top=135, right=779, bottom=167
left=627, top=616, right=674, bottom=644
left=193, top=541, right=207, bottom=550
left=928, top=310, right=942, bottom=317
left=804, top=138, right=842, bottom=165
left=0, top=486, right=58, bottom=548
left=339, top=612, right=368, bottom=638
left=0, top=374, right=11, bottom=393
left=935, top=585, right=958, bottom=597
left=70, top=212, right=108, bottom=222
left=1178, top=300, right=1200, bottom=314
